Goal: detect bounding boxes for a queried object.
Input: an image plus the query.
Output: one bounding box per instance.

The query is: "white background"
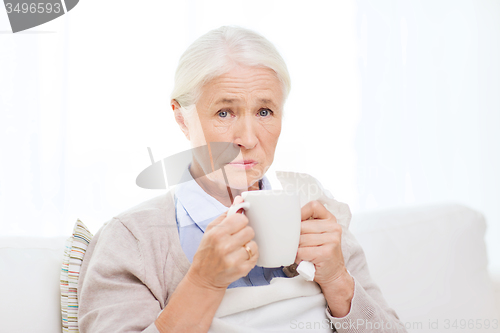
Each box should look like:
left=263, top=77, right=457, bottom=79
left=1, top=0, right=499, bottom=274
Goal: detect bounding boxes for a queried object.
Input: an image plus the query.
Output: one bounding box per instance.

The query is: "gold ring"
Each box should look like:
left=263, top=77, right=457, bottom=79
left=244, top=244, right=253, bottom=260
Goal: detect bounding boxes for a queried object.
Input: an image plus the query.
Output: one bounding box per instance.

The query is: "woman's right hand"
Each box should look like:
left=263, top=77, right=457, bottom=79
left=156, top=209, right=258, bottom=333
left=186, top=210, right=259, bottom=290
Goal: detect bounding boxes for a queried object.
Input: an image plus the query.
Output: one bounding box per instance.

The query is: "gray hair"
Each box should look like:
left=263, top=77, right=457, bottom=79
left=171, top=25, right=291, bottom=112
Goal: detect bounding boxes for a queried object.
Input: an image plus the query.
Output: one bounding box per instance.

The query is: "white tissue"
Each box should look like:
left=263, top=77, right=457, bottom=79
left=296, top=261, right=316, bottom=281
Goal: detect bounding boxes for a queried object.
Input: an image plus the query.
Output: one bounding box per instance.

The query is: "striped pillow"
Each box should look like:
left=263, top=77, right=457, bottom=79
left=60, top=219, right=93, bottom=333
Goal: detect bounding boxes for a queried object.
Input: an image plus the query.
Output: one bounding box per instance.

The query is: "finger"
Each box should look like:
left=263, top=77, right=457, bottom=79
left=205, top=212, right=228, bottom=232
left=240, top=240, right=258, bottom=262
left=236, top=247, right=259, bottom=278
left=232, top=195, right=244, bottom=205
left=223, top=240, right=258, bottom=274
left=300, top=220, right=342, bottom=234
left=301, top=200, right=331, bottom=221
left=299, top=233, right=334, bottom=247
left=219, top=225, right=256, bottom=257
left=218, top=213, right=249, bottom=235
left=227, top=194, right=248, bottom=213
left=229, top=225, right=255, bottom=250
left=295, top=244, right=334, bottom=263
left=214, top=225, right=255, bottom=256
left=229, top=195, right=246, bottom=214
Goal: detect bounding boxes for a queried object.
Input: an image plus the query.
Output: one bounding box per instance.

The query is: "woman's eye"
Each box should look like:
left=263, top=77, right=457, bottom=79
left=218, top=110, right=229, bottom=118
left=259, top=109, right=272, bottom=117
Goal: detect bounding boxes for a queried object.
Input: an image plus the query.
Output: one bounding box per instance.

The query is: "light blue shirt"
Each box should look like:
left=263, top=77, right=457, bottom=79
left=173, top=166, right=288, bottom=288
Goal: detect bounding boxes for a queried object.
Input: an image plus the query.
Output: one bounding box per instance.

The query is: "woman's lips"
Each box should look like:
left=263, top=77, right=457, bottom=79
left=227, top=160, right=258, bottom=170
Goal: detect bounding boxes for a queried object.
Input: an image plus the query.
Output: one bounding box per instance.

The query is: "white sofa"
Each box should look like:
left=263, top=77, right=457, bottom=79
left=1, top=202, right=499, bottom=333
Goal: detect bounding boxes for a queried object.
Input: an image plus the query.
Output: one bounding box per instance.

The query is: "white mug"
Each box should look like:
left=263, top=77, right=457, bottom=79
left=227, top=190, right=301, bottom=268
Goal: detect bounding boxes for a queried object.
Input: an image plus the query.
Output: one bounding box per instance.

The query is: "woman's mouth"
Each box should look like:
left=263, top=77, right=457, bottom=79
left=227, top=160, right=258, bottom=170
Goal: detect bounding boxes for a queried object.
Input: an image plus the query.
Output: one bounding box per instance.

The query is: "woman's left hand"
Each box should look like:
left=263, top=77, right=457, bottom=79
left=295, top=200, right=347, bottom=289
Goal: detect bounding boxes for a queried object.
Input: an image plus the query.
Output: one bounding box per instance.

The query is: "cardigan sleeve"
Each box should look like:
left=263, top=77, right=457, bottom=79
left=78, top=217, right=161, bottom=333
left=325, top=227, right=408, bottom=333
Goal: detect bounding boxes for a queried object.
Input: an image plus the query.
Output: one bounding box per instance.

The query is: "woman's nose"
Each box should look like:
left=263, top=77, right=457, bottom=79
left=234, top=116, right=258, bottom=149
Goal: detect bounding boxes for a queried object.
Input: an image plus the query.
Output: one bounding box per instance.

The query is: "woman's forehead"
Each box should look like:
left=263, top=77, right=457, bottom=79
left=200, top=66, right=284, bottom=107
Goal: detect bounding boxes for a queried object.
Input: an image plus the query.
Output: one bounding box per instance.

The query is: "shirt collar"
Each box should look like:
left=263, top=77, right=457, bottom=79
left=175, top=165, right=272, bottom=232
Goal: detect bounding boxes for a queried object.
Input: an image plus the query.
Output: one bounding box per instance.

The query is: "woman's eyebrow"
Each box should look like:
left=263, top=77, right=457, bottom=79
left=259, top=98, right=277, bottom=108
left=214, top=98, right=237, bottom=105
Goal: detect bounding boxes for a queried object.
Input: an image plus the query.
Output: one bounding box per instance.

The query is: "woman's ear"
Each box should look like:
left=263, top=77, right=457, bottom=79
left=171, top=99, right=190, bottom=140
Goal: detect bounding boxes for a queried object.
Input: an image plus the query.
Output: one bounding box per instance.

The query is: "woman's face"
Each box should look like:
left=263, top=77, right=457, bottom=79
left=177, top=65, right=284, bottom=190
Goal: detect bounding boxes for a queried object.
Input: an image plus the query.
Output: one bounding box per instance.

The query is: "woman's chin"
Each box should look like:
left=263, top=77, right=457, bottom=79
left=203, top=165, right=265, bottom=190
left=224, top=177, right=260, bottom=191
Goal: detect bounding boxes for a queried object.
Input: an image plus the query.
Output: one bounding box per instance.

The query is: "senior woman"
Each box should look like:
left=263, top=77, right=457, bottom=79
left=78, top=26, right=407, bottom=332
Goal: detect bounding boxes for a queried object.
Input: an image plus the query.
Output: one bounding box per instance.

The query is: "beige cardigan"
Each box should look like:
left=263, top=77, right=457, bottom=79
left=78, top=188, right=407, bottom=332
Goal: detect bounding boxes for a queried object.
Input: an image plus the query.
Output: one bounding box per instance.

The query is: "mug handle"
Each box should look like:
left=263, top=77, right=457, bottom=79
left=227, top=201, right=251, bottom=216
